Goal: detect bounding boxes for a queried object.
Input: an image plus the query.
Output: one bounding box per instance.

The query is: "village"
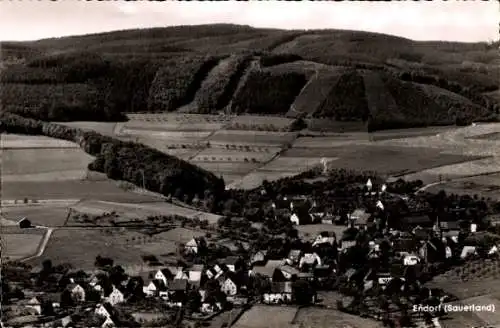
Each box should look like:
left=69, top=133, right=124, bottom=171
left=3, top=170, right=500, bottom=328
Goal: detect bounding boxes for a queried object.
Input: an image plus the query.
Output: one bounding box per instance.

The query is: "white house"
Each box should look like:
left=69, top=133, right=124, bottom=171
left=154, top=268, right=174, bottom=286
left=461, top=246, right=477, bottom=259
left=106, top=286, right=125, bottom=306
left=185, top=238, right=203, bottom=254
left=143, top=280, right=166, bottom=297
left=188, top=265, right=204, bottom=286
left=95, top=303, right=114, bottom=319
left=403, top=255, right=420, bottom=266
left=221, top=276, right=239, bottom=296
left=65, top=283, right=86, bottom=302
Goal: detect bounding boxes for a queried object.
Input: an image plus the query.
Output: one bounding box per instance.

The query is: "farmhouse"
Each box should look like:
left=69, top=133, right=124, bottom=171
left=64, top=283, right=86, bottom=303
left=221, top=272, right=241, bottom=296
left=188, top=264, right=204, bottom=287
left=348, top=209, right=370, bottom=228
left=250, top=250, right=267, bottom=266
left=25, top=293, right=61, bottom=315
left=222, top=256, right=244, bottom=272
left=154, top=268, right=175, bottom=286
left=105, top=286, right=125, bottom=306
left=143, top=280, right=167, bottom=297
left=299, top=252, right=322, bottom=269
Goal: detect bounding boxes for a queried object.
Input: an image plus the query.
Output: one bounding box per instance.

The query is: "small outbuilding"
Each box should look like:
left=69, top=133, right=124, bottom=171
left=19, top=217, right=32, bottom=229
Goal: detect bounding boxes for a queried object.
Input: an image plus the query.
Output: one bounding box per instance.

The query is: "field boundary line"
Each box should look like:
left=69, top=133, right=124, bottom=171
left=20, top=226, right=53, bottom=263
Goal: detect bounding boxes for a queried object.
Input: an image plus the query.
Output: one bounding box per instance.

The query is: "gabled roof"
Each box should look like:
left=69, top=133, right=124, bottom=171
left=97, top=302, right=115, bottom=317
left=169, top=279, right=188, bottom=291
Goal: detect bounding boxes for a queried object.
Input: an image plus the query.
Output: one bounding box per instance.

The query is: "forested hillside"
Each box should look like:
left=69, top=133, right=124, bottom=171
left=1, top=24, right=498, bottom=131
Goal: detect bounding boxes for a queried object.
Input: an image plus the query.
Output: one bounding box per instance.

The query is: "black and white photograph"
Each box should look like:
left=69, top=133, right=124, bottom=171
left=0, top=1, right=499, bottom=327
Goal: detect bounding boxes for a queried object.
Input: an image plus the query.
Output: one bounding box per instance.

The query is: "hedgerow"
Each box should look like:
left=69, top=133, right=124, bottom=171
left=194, top=54, right=252, bottom=113
left=230, top=69, right=307, bottom=114
left=147, top=55, right=221, bottom=111
left=0, top=112, right=226, bottom=202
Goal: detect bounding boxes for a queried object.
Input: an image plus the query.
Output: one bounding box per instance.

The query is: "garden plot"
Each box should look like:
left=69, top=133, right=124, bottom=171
left=232, top=305, right=298, bottom=328
left=1, top=148, right=94, bottom=181
left=2, top=232, right=44, bottom=261
left=0, top=133, right=79, bottom=149
left=228, top=115, right=294, bottom=130
left=192, top=148, right=277, bottom=163
left=208, top=130, right=297, bottom=146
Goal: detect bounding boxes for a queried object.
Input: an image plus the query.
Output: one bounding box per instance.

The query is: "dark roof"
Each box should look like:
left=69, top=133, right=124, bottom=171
left=439, top=221, right=461, bottom=230
left=38, top=293, right=61, bottom=303
left=222, top=256, right=241, bottom=265
left=403, top=215, right=432, bottom=225
left=169, top=279, right=188, bottom=291
left=151, top=279, right=167, bottom=291
left=393, top=238, right=418, bottom=252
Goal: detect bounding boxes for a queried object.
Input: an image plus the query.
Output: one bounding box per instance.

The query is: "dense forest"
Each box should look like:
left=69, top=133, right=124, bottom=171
left=1, top=24, right=498, bottom=131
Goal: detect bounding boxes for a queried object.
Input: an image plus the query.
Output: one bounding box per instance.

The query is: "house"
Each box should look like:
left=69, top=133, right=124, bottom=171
left=18, top=217, right=32, bottom=229
left=206, top=264, right=228, bottom=280
left=263, top=282, right=293, bottom=304
left=348, top=209, right=370, bottom=228
left=299, top=253, right=322, bottom=269
left=286, top=249, right=303, bottom=265
left=308, top=202, right=326, bottom=221
left=461, top=246, right=478, bottom=259
left=250, top=250, right=267, bottom=266
left=403, top=254, right=420, bottom=266
left=105, top=286, right=125, bottom=306
left=185, top=238, right=201, bottom=254
left=290, top=211, right=312, bottom=225
left=221, top=272, right=241, bottom=296
left=143, top=279, right=167, bottom=297
left=95, top=303, right=115, bottom=319
left=312, top=231, right=336, bottom=247
left=154, top=268, right=174, bottom=286
left=174, top=269, right=189, bottom=280
left=188, top=264, right=204, bottom=287
left=101, top=316, right=116, bottom=328
left=64, top=283, right=86, bottom=302
left=222, top=256, right=243, bottom=272
left=166, top=279, right=188, bottom=307
left=25, top=293, right=60, bottom=315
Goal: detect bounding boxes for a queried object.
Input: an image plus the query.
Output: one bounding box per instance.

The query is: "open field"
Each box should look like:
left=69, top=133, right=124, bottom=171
left=154, top=227, right=206, bottom=244
left=28, top=228, right=147, bottom=269
left=72, top=200, right=221, bottom=224
left=2, top=232, right=44, bottom=260
left=424, top=174, right=500, bottom=200
left=0, top=133, right=79, bottom=149
left=193, top=161, right=260, bottom=175
left=296, top=224, right=347, bottom=240
left=232, top=305, right=298, bottom=328
left=192, top=148, right=278, bottom=163
left=1, top=148, right=94, bottom=178
left=1, top=180, right=161, bottom=202
left=295, top=307, right=383, bottom=328
left=1, top=205, right=70, bottom=227
left=227, top=115, right=294, bottom=130
left=131, top=240, right=178, bottom=257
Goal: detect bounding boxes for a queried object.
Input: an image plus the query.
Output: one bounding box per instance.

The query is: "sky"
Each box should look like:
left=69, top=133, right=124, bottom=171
left=1, top=1, right=498, bottom=43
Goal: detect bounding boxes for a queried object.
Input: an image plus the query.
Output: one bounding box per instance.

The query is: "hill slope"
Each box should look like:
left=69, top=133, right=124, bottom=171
left=1, top=24, right=498, bottom=131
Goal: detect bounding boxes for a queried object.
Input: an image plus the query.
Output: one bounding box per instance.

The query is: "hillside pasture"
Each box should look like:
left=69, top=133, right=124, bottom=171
left=2, top=231, right=45, bottom=261
left=260, top=156, right=337, bottom=172
left=227, top=171, right=297, bottom=190
left=29, top=228, right=147, bottom=269
left=1, top=205, right=70, bottom=227
left=232, top=305, right=297, bottom=328
left=0, top=133, right=79, bottom=149
left=295, top=308, right=383, bottom=328
left=285, top=145, right=484, bottom=176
